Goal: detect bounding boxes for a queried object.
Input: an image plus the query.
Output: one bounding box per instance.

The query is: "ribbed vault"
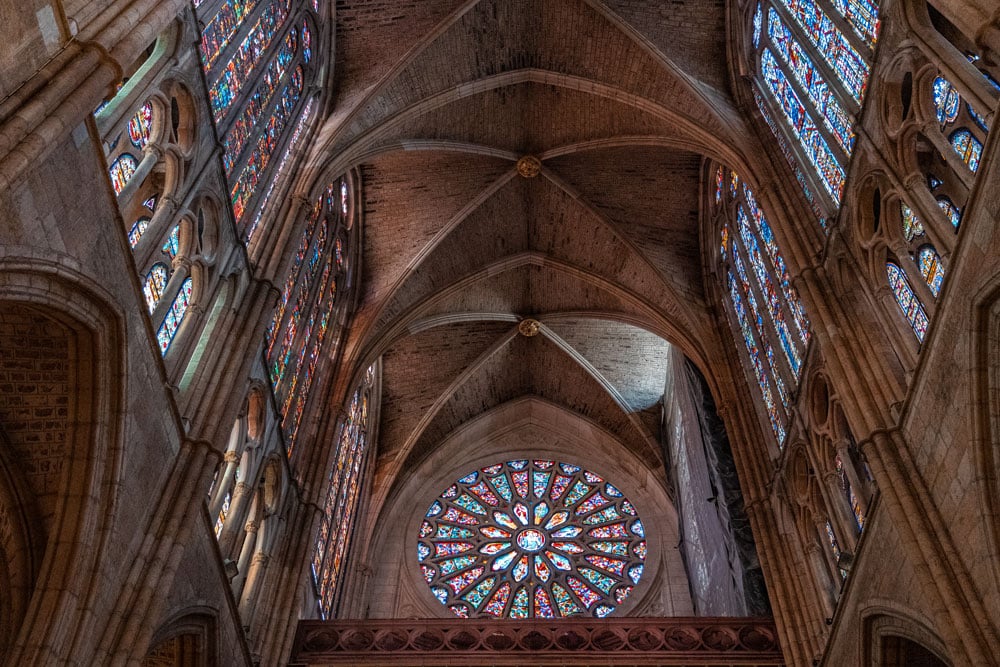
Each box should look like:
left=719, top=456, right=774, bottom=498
left=307, top=0, right=758, bottom=607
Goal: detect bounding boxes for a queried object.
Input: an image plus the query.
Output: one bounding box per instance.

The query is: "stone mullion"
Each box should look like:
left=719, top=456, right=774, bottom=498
left=738, top=192, right=810, bottom=371
left=818, top=466, right=859, bottom=553
left=904, top=6, right=1000, bottom=121
left=862, top=430, right=998, bottom=664
left=834, top=440, right=871, bottom=518
left=713, top=357, right=817, bottom=665
left=901, top=171, right=959, bottom=262
left=768, top=1, right=863, bottom=115
left=793, top=266, right=900, bottom=434
left=760, top=19, right=853, bottom=166
left=730, top=234, right=798, bottom=412
left=184, top=278, right=279, bottom=445
left=751, top=76, right=842, bottom=216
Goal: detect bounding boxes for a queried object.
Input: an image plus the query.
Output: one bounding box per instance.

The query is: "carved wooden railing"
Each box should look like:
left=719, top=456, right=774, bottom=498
left=290, top=617, right=784, bottom=665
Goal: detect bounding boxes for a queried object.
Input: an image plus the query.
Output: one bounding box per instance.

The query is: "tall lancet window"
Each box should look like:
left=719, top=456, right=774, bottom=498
left=750, top=0, right=880, bottom=220
left=265, top=180, right=351, bottom=455
left=311, top=365, right=377, bottom=619
left=195, top=0, right=322, bottom=237
left=716, top=168, right=810, bottom=446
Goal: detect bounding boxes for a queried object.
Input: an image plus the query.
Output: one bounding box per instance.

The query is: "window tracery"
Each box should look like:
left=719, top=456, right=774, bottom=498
left=265, top=180, right=349, bottom=454
left=311, top=366, right=376, bottom=619
left=716, top=169, right=809, bottom=446
left=418, top=460, right=646, bottom=619
left=750, top=0, right=880, bottom=215
left=196, top=0, right=322, bottom=233
left=157, top=277, right=194, bottom=354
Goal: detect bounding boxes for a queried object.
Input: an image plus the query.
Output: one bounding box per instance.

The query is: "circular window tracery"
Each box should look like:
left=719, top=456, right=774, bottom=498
left=417, top=459, right=647, bottom=619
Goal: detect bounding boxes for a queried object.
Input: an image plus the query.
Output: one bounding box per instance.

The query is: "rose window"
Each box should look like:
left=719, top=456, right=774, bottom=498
left=417, top=459, right=647, bottom=618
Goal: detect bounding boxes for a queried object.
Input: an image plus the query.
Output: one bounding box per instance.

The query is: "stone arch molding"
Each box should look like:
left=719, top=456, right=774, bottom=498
left=862, top=601, right=951, bottom=666
left=354, top=397, right=691, bottom=620
left=0, top=257, right=126, bottom=665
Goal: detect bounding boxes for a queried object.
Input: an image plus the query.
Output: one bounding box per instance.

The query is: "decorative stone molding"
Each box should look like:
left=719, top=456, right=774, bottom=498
left=291, top=618, right=783, bottom=665
left=517, top=318, right=541, bottom=337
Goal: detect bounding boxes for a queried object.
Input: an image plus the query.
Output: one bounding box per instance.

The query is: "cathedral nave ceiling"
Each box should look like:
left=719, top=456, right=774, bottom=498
left=307, top=0, right=747, bottom=513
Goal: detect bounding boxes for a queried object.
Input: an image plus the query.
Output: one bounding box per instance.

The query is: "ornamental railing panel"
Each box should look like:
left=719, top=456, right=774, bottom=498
left=291, top=617, right=784, bottom=666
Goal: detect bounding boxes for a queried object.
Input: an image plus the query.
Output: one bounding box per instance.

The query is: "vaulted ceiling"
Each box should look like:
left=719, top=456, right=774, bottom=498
left=305, top=0, right=761, bottom=514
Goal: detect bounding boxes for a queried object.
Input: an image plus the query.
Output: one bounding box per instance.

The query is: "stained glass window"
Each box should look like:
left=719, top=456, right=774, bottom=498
left=200, top=0, right=263, bottom=70
left=715, top=166, right=724, bottom=203
left=718, top=171, right=809, bottom=445
left=828, top=0, right=879, bottom=49
left=418, top=460, right=646, bottom=619
left=162, top=225, right=180, bottom=259
left=128, top=101, right=154, bottom=148
left=949, top=129, right=982, bottom=172
left=157, top=277, right=193, bottom=355
left=215, top=491, right=232, bottom=537
left=777, top=0, right=871, bottom=103
left=835, top=455, right=865, bottom=530
left=129, top=218, right=150, bottom=248
left=936, top=197, right=962, bottom=229
left=206, top=0, right=292, bottom=123
left=933, top=77, right=960, bottom=126
left=230, top=66, right=305, bottom=221
left=143, top=263, right=170, bottom=313
left=266, top=180, right=349, bottom=454
left=246, top=98, right=315, bottom=243
left=918, top=246, right=945, bottom=297
left=767, top=8, right=855, bottom=153
left=886, top=263, right=928, bottom=342
left=222, top=29, right=298, bottom=175
left=109, top=154, right=138, bottom=195
left=754, top=0, right=879, bottom=217
left=761, top=49, right=846, bottom=202
left=900, top=202, right=924, bottom=241
left=312, top=368, right=375, bottom=619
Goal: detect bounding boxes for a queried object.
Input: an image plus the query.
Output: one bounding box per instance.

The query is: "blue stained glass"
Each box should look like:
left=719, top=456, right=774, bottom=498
left=303, top=21, right=312, bottom=62
left=827, top=0, right=879, bottom=49
left=936, top=197, right=962, bottom=230
left=933, top=77, right=960, bottom=126
left=737, top=207, right=803, bottom=376
left=950, top=129, right=982, bottom=172
left=156, top=278, right=193, bottom=354
left=761, top=49, right=846, bottom=202
left=886, top=263, right=928, bottom=342
left=728, top=272, right=786, bottom=442
left=742, top=184, right=811, bottom=341
left=754, top=89, right=828, bottom=219
left=733, top=250, right=790, bottom=409
left=778, top=0, right=870, bottom=103
left=753, top=3, right=763, bottom=48
left=767, top=8, right=855, bottom=153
